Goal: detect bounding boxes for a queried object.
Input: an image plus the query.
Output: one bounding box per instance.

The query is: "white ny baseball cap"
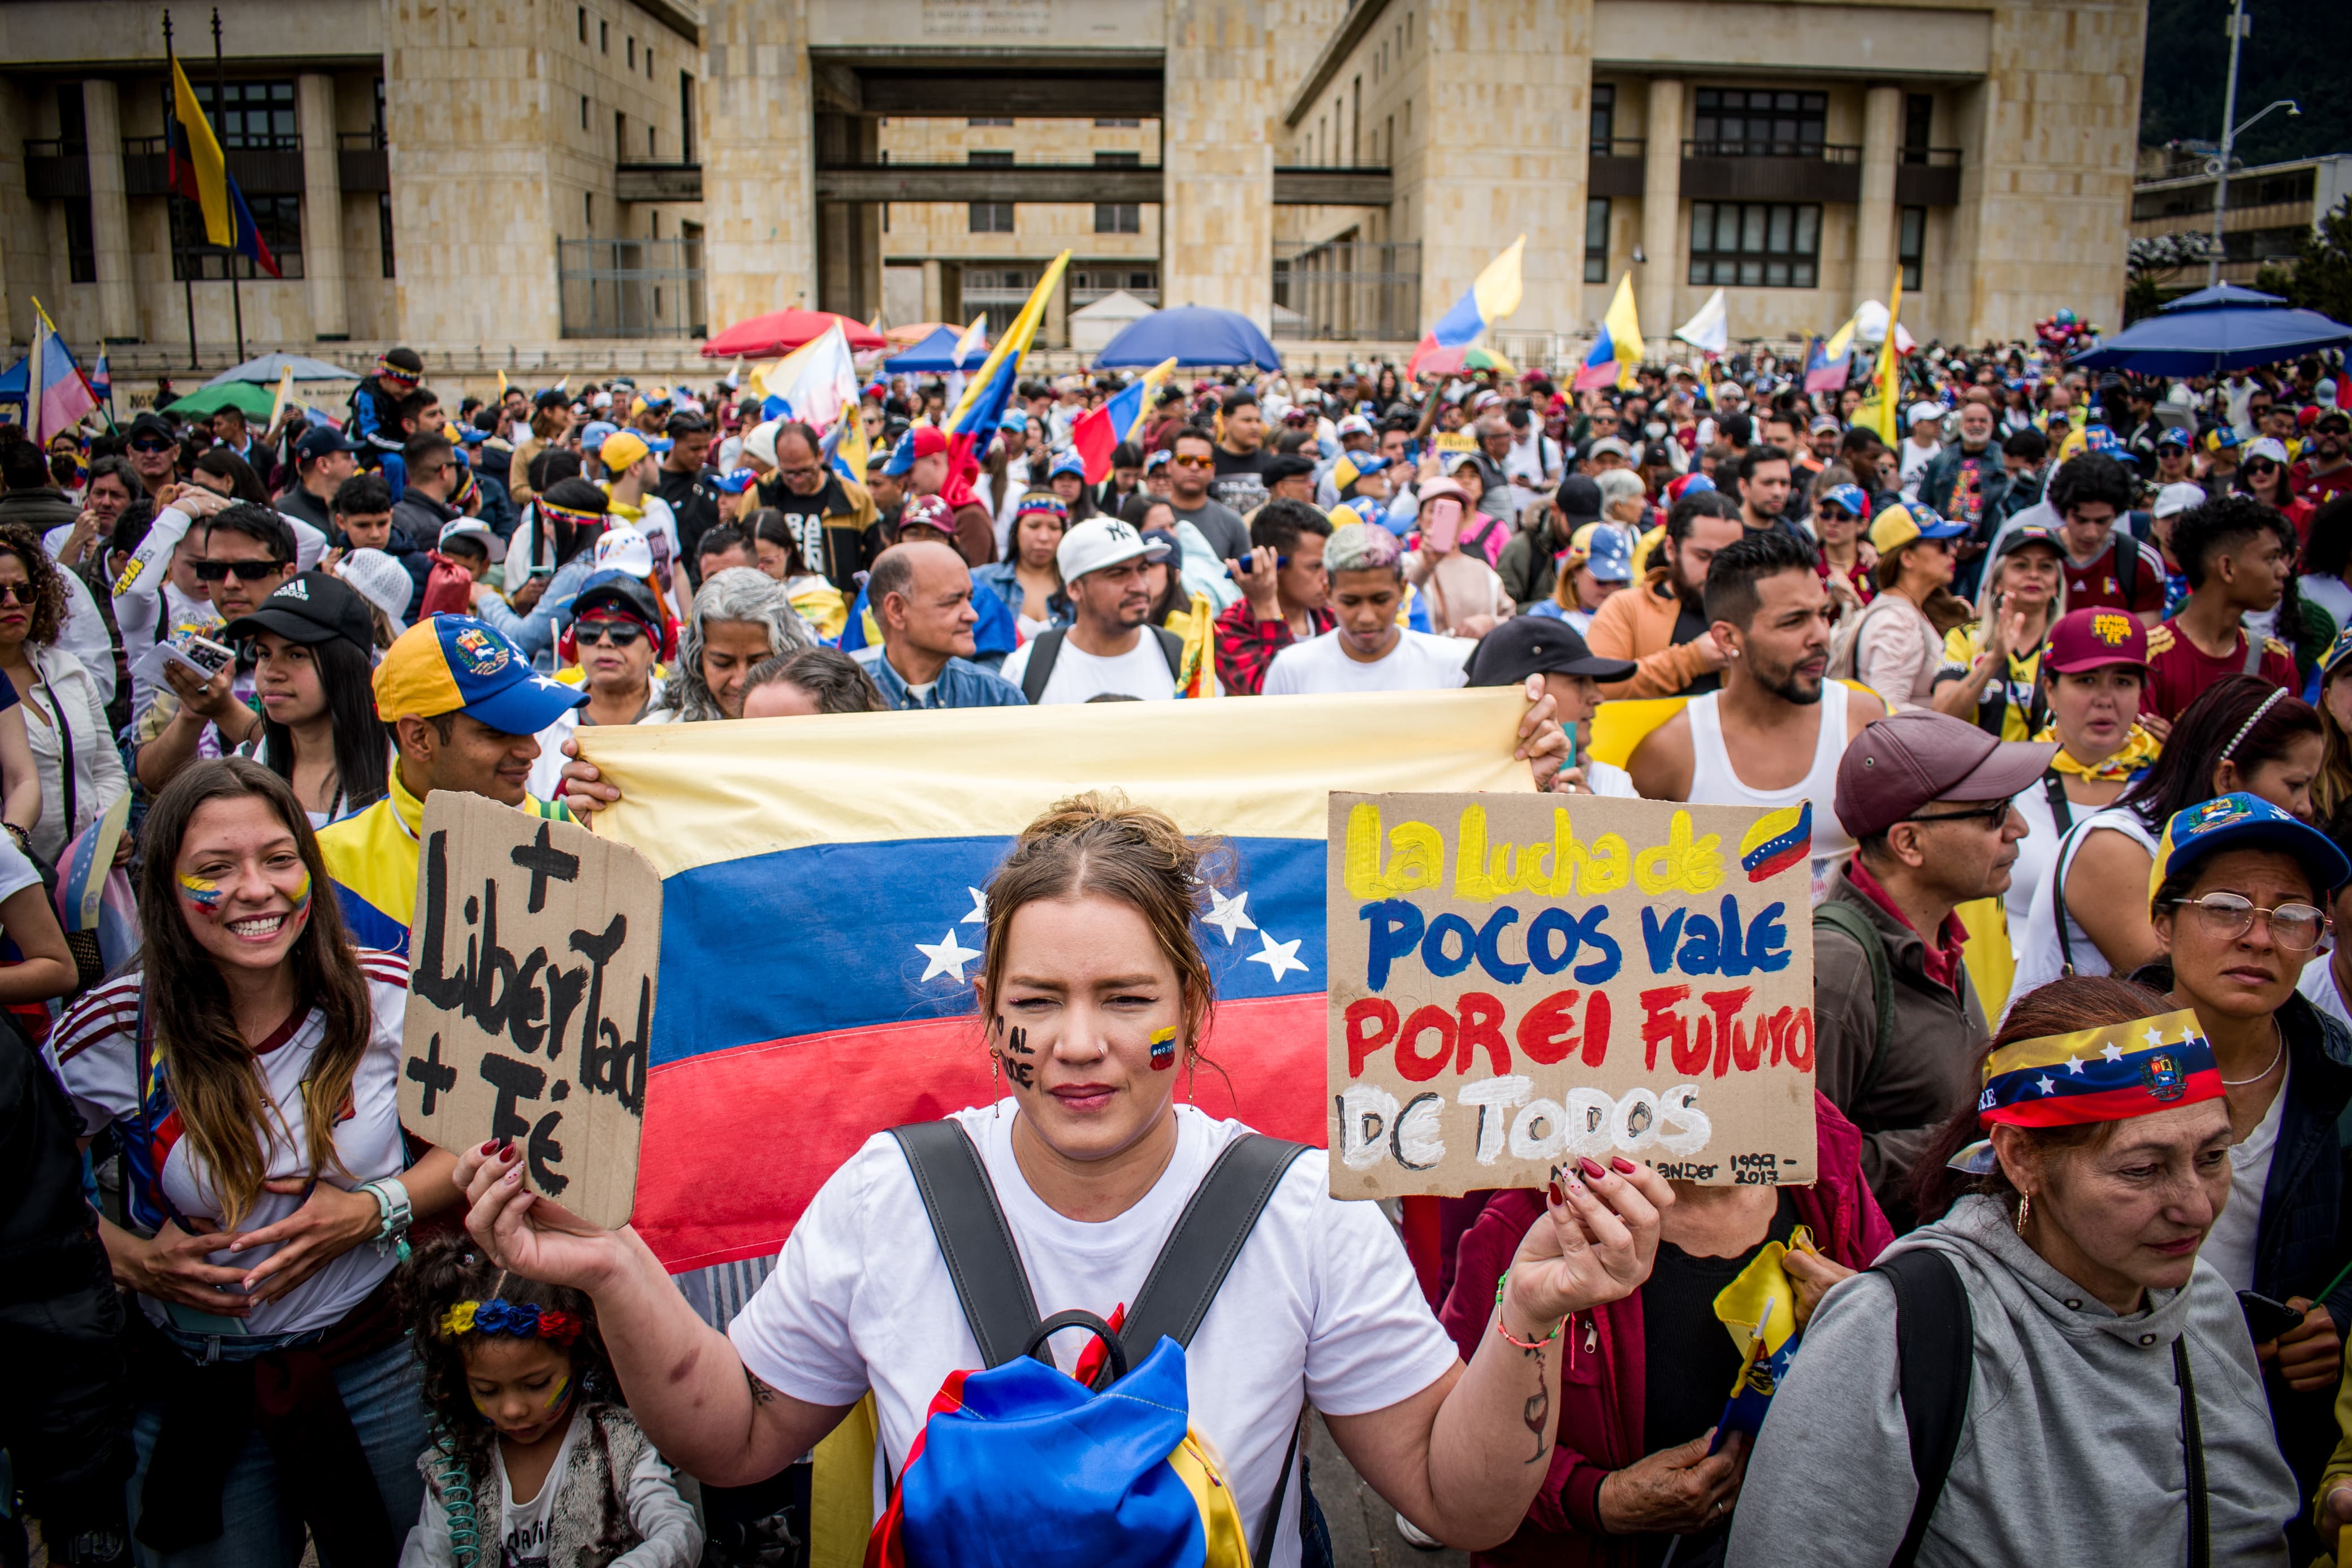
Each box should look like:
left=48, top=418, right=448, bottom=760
left=1056, top=517, right=1171, bottom=584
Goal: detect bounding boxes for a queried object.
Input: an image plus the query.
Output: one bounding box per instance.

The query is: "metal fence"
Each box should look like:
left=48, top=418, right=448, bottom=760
left=1272, top=239, right=1420, bottom=341
left=557, top=237, right=705, bottom=340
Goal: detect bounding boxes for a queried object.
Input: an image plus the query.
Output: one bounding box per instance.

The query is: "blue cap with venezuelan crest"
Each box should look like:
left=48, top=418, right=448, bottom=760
left=373, top=615, right=586, bottom=738
left=2150, top=791, right=2350, bottom=904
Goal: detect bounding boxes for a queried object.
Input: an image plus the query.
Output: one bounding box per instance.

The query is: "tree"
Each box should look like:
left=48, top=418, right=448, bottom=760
left=2127, top=232, right=2213, bottom=322
left=2255, top=198, right=2352, bottom=324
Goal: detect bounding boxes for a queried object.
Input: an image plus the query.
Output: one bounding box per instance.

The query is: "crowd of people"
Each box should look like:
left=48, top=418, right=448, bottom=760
left=3, top=329, right=2352, bottom=1568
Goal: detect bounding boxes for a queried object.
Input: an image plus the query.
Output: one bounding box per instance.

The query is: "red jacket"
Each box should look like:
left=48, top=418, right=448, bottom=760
left=1434, top=1095, right=1895, bottom=1568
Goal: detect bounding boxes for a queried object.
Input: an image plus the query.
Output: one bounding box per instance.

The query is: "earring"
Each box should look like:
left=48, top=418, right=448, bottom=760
left=991, top=1051, right=1002, bottom=1115
left=2014, top=1190, right=2032, bottom=1235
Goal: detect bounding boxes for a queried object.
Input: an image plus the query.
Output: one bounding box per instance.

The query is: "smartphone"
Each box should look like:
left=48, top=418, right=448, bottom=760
left=1422, top=498, right=1464, bottom=555
left=2239, top=1289, right=2305, bottom=1343
left=177, top=632, right=236, bottom=675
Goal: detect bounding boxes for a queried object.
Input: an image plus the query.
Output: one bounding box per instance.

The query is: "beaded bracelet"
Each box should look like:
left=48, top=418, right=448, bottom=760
left=1491, top=1267, right=1564, bottom=1350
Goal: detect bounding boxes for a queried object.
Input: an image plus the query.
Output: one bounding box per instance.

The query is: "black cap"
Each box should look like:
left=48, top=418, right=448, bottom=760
left=295, top=426, right=364, bottom=462
left=1263, top=454, right=1316, bottom=484
left=126, top=410, right=177, bottom=444
left=1464, top=617, right=1637, bottom=687
left=1555, top=474, right=1604, bottom=525
left=570, top=571, right=662, bottom=628
left=220, top=571, right=375, bottom=657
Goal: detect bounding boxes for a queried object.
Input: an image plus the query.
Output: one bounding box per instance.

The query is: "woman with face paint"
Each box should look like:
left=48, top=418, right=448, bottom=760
left=455, top=793, right=1670, bottom=1565
left=43, top=758, right=461, bottom=1567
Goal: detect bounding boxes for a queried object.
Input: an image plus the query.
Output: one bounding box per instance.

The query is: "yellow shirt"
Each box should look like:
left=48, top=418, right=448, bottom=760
left=316, top=764, right=570, bottom=953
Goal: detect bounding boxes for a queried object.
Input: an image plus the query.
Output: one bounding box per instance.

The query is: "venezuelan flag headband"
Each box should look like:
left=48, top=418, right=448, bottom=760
left=1975, top=1007, right=2223, bottom=1134
left=439, top=1298, right=585, bottom=1346
left=377, top=355, right=421, bottom=391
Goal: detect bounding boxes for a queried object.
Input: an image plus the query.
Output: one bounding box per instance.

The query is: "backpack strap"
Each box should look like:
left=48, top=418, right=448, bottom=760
left=2115, top=532, right=2139, bottom=609
left=1118, top=1133, right=1308, bottom=1360
left=888, top=1121, right=1043, bottom=1370
left=2175, top=1337, right=2210, bottom=1568
left=2041, top=767, right=2074, bottom=837
left=2241, top=629, right=2267, bottom=678
left=1151, top=623, right=1184, bottom=682
left=1019, top=628, right=1068, bottom=705
left=1877, top=1248, right=1974, bottom=1568
left=1813, top=900, right=1897, bottom=1110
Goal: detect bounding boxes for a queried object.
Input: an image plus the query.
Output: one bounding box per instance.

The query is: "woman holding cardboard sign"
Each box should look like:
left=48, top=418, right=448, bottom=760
left=44, top=758, right=462, bottom=1566
left=455, top=792, right=1671, bottom=1565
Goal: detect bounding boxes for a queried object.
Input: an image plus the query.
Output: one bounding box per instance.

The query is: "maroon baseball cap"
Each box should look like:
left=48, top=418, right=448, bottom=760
left=898, top=493, right=957, bottom=538
left=1835, top=711, right=2057, bottom=840
left=2042, top=605, right=2151, bottom=674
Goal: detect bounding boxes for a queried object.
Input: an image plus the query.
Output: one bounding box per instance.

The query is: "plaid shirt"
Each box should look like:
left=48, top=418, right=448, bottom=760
left=1214, top=598, right=1335, bottom=695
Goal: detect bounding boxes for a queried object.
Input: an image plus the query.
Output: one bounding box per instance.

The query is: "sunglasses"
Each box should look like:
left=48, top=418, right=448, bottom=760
left=0, top=583, right=37, bottom=605
left=2245, top=460, right=2281, bottom=475
left=129, top=438, right=175, bottom=454
left=1902, top=799, right=2015, bottom=829
left=1171, top=454, right=1214, bottom=468
left=192, top=559, right=286, bottom=582
left=575, top=620, right=646, bottom=648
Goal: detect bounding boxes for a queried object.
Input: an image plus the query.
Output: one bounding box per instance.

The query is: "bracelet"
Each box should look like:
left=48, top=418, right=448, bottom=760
left=360, top=1176, right=413, bottom=1259
left=3, top=822, right=28, bottom=854
left=1492, top=1267, right=1564, bottom=1350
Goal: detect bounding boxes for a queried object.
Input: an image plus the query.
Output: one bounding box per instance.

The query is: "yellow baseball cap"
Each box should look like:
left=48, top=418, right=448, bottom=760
left=598, top=429, right=671, bottom=472
left=374, top=616, right=585, bottom=735
left=1867, top=500, right=1968, bottom=556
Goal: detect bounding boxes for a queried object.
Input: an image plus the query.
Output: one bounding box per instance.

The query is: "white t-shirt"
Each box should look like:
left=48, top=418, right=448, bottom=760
left=396, top=1406, right=703, bottom=1568
left=1259, top=629, right=1471, bottom=696
left=45, top=955, right=414, bottom=1335
left=728, top=1103, right=1459, bottom=1568
left=0, top=831, right=40, bottom=907
left=2299, top=954, right=2352, bottom=1031
left=998, top=633, right=1178, bottom=704
left=2201, top=1061, right=2288, bottom=1293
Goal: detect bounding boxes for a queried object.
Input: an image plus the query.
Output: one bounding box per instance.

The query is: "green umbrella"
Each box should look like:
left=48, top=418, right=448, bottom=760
left=161, top=381, right=278, bottom=421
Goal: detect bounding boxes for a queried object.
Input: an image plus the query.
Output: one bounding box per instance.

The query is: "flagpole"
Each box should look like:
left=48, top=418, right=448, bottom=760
left=165, top=11, right=198, bottom=371
left=212, top=7, right=245, bottom=365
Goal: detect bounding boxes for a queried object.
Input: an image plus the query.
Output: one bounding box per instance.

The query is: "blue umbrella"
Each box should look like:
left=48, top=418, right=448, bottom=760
left=0, top=356, right=24, bottom=404
left=884, top=325, right=987, bottom=374
left=1094, top=305, right=1281, bottom=372
left=2071, top=287, right=2351, bottom=376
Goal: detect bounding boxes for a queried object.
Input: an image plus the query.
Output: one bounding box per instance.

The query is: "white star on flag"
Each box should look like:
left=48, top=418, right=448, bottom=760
left=916, top=929, right=982, bottom=983
left=2143, top=1026, right=2164, bottom=1051
left=1246, top=930, right=1307, bottom=982
left=961, top=887, right=988, bottom=925
left=2102, top=1041, right=2126, bottom=1063
left=1202, top=888, right=1257, bottom=944
left=2036, top=1075, right=2059, bottom=1095
left=2065, top=1055, right=2086, bottom=1075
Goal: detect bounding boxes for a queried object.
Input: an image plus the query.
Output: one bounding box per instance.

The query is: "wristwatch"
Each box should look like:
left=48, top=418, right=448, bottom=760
left=359, top=1176, right=413, bottom=1259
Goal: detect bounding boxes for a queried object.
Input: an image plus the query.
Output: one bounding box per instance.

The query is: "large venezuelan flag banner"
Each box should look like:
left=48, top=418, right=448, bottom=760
left=575, top=689, right=1534, bottom=1271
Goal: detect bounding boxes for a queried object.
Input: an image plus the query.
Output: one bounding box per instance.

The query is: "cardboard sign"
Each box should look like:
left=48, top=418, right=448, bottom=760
left=1326, top=792, right=1816, bottom=1199
left=1434, top=431, right=1480, bottom=454
left=399, top=792, right=663, bottom=1228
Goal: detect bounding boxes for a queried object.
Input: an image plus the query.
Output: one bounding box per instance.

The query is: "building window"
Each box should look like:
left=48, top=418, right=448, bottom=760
left=585, top=192, right=595, bottom=231
left=64, top=197, right=97, bottom=284
left=646, top=48, right=654, bottom=78
left=581, top=94, right=589, bottom=130
left=578, top=5, right=586, bottom=41
left=1094, top=118, right=1139, bottom=127
left=1096, top=203, right=1140, bottom=233
left=969, top=202, right=1015, bottom=232
left=1692, top=88, right=1826, bottom=155
left=968, top=150, right=1013, bottom=166
left=1687, top=201, right=1819, bottom=287
left=616, top=110, right=627, bottom=154
left=1899, top=205, right=1926, bottom=290
left=1903, top=93, right=1932, bottom=157
left=627, top=36, right=635, bottom=67
left=188, top=79, right=297, bottom=148
left=172, top=192, right=301, bottom=279
left=680, top=71, right=694, bottom=162
left=379, top=192, right=395, bottom=276
left=648, top=125, right=656, bottom=157
left=1584, top=197, right=1610, bottom=284
left=1592, top=83, right=1615, bottom=153
left=967, top=117, right=1013, bottom=127
left=599, top=19, right=608, bottom=51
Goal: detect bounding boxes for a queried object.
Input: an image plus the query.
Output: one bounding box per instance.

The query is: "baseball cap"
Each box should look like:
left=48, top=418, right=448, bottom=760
left=1555, top=474, right=1604, bottom=524
left=219, top=571, right=376, bottom=659
left=570, top=569, right=664, bottom=634
left=1463, top=617, right=1637, bottom=688
left=1817, top=483, right=1870, bottom=520
left=2317, top=409, right=2352, bottom=434
left=333, top=548, right=412, bottom=636
left=2323, top=625, right=2352, bottom=681
left=742, top=421, right=782, bottom=471
left=1337, top=413, right=1374, bottom=438
left=2042, top=605, right=2151, bottom=673
left=1867, top=500, right=1968, bottom=556
left=1810, top=415, right=1842, bottom=435
left=591, top=525, right=655, bottom=578
left=599, top=429, right=671, bottom=472
left=580, top=420, right=619, bottom=455
left=1331, top=452, right=1391, bottom=493
left=296, top=426, right=364, bottom=462
left=883, top=425, right=949, bottom=478
left=2245, top=436, right=2290, bottom=467
left=1587, top=436, right=1633, bottom=462
left=2152, top=481, right=2208, bottom=520
left=1993, top=523, right=2065, bottom=562
left=1057, top=517, right=1169, bottom=583
left=898, top=493, right=958, bottom=539
left=1263, top=454, right=1316, bottom=486
left=438, top=518, right=507, bottom=564
left=373, top=616, right=585, bottom=735
left=2151, top=792, right=2350, bottom=903
left=1834, top=709, right=2056, bottom=840
left=1144, top=449, right=1173, bottom=474
left=1049, top=449, right=1088, bottom=480
left=2204, top=426, right=2240, bottom=452
left=2155, top=426, right=2192, bottom=451
left=126, top=411, right=178, bottom=448
left=1571, top=522, right=1633, bottom=583
left=1907, top=401, right=1945, bottom=427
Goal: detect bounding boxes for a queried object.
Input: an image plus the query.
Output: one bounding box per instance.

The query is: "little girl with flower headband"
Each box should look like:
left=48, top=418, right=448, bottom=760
left=394, top=1232, right=702, bottom=1568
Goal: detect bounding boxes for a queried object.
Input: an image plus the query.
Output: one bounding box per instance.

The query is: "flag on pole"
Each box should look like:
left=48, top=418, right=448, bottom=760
left=1408, top=236, right=1525, bottom=377
left=940, top=252, right=1073, bottom=503
left=756, top=324, right=860, bottom=435
left=25, top=301, right=98, bottom=446
left=1573, top=274, right=1644, bottom=392
left=829, top=396, right=870, bottom=481
left=1068, top=356, right=1176, bottom=483
left=268, top=366, right=301, bottom=430
left=166, top=53, right=281, bottom=279
left=1674, top=288, right=1730, bottom=357
left=496, top=369, right=508, bottom=399
left=89, top=352, right=111, bottom=408
left=1854, top=276, right=1905, bottom=447
left=1804, top=314, right=1860, bottom=393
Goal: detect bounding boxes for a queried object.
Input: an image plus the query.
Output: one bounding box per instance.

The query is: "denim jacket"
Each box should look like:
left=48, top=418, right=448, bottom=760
left=862, top=647, right=1028, bottom=710
left=970, top=561, right=1073, bottom=631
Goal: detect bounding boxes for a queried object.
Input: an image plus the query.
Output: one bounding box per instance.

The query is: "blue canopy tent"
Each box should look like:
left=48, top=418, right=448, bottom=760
left=884, top=325, right=988, bottom=374
left=0, top=356, right=24, bottom=407
left=2071, top=285, right=2352, bottom=377
left=1094, top=305, right=1282, bottom=372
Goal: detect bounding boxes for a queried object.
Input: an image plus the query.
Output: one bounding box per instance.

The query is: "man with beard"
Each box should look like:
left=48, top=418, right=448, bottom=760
left=1585, top=488, right=1744, bottom=697
left=2293, top=409, right=2352, bottom=510
left=1625, top=530, right=1886, bottom=904
left=757, top=421, right=881, bottom=590
left=998, top=518, right=1183, bottom=702
left=1732, top=445, right=1806, bottom=542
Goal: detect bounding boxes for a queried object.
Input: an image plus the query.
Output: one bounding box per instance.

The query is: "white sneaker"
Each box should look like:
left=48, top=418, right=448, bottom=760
left=1394, top=1511, right=1445, bottom=1551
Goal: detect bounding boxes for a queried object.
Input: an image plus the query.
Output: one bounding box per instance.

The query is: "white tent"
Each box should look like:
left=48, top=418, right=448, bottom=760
left=1070, top=290, right=1158, bottom=357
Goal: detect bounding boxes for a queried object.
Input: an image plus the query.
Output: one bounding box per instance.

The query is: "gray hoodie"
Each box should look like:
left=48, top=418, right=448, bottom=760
left=1726, top=1194, right=2294, bottom=1567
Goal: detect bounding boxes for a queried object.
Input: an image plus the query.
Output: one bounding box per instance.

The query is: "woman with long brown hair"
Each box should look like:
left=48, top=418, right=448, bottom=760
left=44, top=758, right=460, bottom=1566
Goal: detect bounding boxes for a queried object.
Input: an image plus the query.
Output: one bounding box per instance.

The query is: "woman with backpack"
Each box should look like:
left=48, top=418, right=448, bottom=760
left=451, top=794, right=1667, bottom=1565
left=1835, top=501, right=1975, bottom=712
left=1726, top=975, right=2296, bottom=1567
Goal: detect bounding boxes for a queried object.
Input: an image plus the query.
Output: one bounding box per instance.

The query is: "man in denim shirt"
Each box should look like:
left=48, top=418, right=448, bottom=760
left=856, top=541, right=1028, bottom=711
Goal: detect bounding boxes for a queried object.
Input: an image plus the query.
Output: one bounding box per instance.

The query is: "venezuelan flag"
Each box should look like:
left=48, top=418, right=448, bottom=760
left=1740, top=803, right=1812, bottom=883
left=167, top=54, right=281, bottom=279
left=1408, top=237, right=1524, bottom=378
left=1070, top=356, right=1175, bottom=483
left=939, top=252, right=1070, bottom=504
left=1572, top=273, right=1642, bottom=392
left=576, top=690, right=1532, bottom=1270
left=1805, top=315, right=1859, bottom=393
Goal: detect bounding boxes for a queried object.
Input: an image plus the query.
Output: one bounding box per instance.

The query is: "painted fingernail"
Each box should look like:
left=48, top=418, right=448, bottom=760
left=504, top=1167, right=521, bottom=1185
left=1580, top=1156, right=1609, bottom=1181
left=500, top=1144, right=519, bottom=1163
left=480, top=1141, right=497, bottom=1156
left=1547, top=1178, right=1567, bottom=1207
left=1612, top=1156, right=1639, bottom=1175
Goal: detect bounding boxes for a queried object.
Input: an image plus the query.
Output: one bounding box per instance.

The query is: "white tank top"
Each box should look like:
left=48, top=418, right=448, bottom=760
left=2008, top=804, right=2163, bottom=1010
left=1687, top=681, right=1855, bottom=904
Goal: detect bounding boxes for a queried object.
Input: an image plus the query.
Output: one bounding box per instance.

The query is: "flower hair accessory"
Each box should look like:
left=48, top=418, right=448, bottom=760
left=439, top=1297, right=585, bottom=1348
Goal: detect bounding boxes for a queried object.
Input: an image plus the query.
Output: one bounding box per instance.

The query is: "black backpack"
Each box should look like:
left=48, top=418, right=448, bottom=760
left=1018, top=625, right=1184, bottom=704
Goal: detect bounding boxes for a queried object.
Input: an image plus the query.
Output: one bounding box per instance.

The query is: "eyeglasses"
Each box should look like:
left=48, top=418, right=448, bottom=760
left=2167, top=892, right=2328, bottom=951
left=192, top=559, right=286, bottom=582
left=0, top=583, right=37, bottom=605
left=1170, top=454, right=1214, bottom=469
left=1902, top=799, right=2016, bottom=829
left=2244, top=460, right=2281, bottom=475
left=129, top=438, right=175, bottom=454
left=575, top=620, right=646, bottom=648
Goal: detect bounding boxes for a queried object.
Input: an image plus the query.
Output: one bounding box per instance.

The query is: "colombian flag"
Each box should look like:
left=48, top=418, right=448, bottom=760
left=1805, top=314, right=1859, bottom=393
left=1573, top=273, right=1642, bottom=392
left=1070, top=356, right=1175, bottom=483
left=576, top=690, right=1533, bottom=1270
left=167, top=54, right=281, bottom=279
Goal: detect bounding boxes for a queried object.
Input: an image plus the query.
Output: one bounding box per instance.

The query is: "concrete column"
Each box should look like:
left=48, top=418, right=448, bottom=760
left=79, top=79, right=139, bottom=342
left=296, top=74, right=348, bottom=340
left=1043, top=263, right=1070, bottom=349
left=1637, top=77, right=1682, bottom=354
left=1855, top=84, right=1901, bottom=310
left=921, top=258, right=945, bottom=323
left=1160, top=0, right=1277, bottom=328
left=702, top=0, right=817, bottom=327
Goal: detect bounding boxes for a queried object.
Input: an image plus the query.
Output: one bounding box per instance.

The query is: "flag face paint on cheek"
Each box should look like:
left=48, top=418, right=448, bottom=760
left=177, top=874, right=223, bottom=911
left=1150, top=1026, right=1177, bottom=1071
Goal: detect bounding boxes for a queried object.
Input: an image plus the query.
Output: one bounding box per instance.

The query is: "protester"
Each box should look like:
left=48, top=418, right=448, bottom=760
left=449, top=792, right=1671, bottom=1566
left=351, top=346, right=425, bottom=467
left=1497, top=475, right=1599, bottom=609
left=222, top=571, right=390, bottom=829
left=1727, top=977, right=2296, bottom=1566
left=2142, top=495, right=2299, bottom=718
left=1587, top=488, right=1743, bottom=698
left=45, top=758, right=459, bottom=1567
left=2013, top=676, right=2321, bottom=996
left=595, top=428, right=684, bottom=589
left=0, top=522, right=127, bottom=865
left=1627, top=532, right=1880, bottom=899
left=273, top=427, right=366, bottom=535
left=971, top=491, right=1074, bottom=641
left=694, top=523, right=754, bottom=583
left=1461, top=617, right=1636, bottom=795
left=1836, top=501, right=1974, bottom=712
left=1000, top=519, right=1186, bottom=703
left=1404, top=478, right=1514, bottom=640
left=1730, top=446, right=1801, bottom=541
left=1260, top=522, right=1472, bottom=696
left=1931, top=523, right=2066, bottom=738
left=525, top=572, right=669, bottom=798
left=470, top=478, right=609, bottom=665
left=133, top=503, right=301, bottom=792
left=879, top=426, right=995, bottom=568
left=1164, top=427, right=1252, bottom=563
left=754, top=422, right=877, bottom=590
left=744, top=509, right=850, bottom=640
left=1530, top=522, right=1631, bottom=635
left=2031, top=453, right=2164, bottom=625
left=2295, top=408, right=2352, bottom=509
left=1213, top=500, right=1334, bottom=697
left=647, top=567, right=812, bottom=724
left=317, top=617, right=583, bottom=950
left=856, top=543, right=1025, bottom=711
left=1918, top=399, right=2011, bottom=593
left=738, top=646, right=889, bottom=718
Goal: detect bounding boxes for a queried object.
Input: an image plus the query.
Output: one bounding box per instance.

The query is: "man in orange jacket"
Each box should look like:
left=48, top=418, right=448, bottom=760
left=1585, top=489, right=1745, bottom=698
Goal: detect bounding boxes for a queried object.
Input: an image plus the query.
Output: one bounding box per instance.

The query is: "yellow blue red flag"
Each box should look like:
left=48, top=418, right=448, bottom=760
left=1573, top=274, right=1644, bottom=392
left=167, top=54, right=280, bottom=278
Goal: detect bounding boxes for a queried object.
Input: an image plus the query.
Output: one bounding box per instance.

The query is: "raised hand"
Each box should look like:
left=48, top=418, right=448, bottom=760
left=456, top=1139, right=628, bottom=1292
left=1506, top=1155, right=1669, bottom=1326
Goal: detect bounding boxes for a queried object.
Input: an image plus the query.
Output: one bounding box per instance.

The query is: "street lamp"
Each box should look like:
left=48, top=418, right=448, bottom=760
left=2207, top=0, right=2301, bottom=285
